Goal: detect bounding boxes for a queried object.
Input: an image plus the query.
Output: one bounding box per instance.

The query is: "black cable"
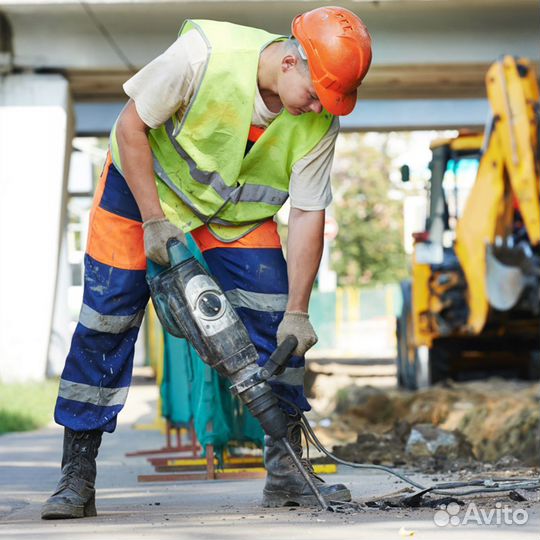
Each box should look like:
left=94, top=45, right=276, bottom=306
left=79, top=1, right=137, bottom=72
left=277, top=396, right=540, bottom=497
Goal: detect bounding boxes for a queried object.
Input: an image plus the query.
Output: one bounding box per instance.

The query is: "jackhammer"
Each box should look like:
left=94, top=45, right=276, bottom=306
left=148, top=239, right=540, bottom=511
left=147, top=239, right=329, bottom=510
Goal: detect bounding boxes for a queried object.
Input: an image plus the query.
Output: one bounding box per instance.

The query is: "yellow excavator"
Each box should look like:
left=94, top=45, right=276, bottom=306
left=397, top=56, right=540, bottom=389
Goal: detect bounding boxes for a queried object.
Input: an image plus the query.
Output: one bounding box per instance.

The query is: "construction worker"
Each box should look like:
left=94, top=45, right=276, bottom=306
left=41, top=6, right=372, bottom=518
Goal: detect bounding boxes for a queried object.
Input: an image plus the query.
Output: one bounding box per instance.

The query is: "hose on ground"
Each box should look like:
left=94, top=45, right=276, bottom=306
left=277, top=396, right=540, bottom=497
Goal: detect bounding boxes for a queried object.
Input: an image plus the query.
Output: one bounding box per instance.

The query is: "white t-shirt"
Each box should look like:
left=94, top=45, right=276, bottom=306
left=123, top=29, right=338, bottom=211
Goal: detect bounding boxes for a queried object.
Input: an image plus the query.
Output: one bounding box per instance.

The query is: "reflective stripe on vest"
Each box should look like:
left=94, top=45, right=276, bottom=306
left=156, top=119, right=289, bottom=212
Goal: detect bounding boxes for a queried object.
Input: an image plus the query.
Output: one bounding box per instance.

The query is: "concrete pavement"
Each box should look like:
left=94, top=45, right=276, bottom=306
left=1, top=374, right=538, bottom=539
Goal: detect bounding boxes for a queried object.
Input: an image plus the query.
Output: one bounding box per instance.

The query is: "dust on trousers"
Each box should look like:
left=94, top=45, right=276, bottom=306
left=54, top=156, right=309, bottom=433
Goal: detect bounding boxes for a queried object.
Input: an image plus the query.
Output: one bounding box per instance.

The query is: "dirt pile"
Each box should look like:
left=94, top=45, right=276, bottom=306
left=326, top=379, right=540, bottom=469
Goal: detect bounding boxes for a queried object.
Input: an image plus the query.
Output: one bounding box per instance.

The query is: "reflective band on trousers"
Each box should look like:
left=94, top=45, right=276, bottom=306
left=225, top=289, right=288, bottom=312
left=79, top=304, right=145, bottom=334
left=58, top=379, right=129, bottom=407
left=223, top=288, right=303, bottom=385
left=164, top=119, right=289, bottom=206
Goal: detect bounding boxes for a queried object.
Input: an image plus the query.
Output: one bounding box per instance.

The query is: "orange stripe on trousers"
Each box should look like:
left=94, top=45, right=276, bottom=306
left=191, top=220, right=282, bottom=253
left=86, top=153, right=146, bottom=271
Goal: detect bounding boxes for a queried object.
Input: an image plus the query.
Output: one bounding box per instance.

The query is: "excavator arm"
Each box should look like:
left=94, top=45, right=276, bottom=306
left=455, top=56, right=540, bottom=333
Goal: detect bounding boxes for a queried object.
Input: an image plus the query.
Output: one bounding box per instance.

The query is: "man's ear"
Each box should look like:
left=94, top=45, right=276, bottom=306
left=281, top=54, right=297, bottom=73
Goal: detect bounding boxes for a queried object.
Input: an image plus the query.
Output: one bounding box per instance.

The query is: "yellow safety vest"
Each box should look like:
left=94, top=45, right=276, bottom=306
left=111, top=19, right=333, bottom=241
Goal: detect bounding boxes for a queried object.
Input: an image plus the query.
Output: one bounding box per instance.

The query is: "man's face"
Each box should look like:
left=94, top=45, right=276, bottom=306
left=277, top=55, right=323, bottom=116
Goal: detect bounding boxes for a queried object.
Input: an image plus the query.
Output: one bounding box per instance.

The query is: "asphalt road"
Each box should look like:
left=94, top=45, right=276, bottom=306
left=1, top=374, right=538, bottom=539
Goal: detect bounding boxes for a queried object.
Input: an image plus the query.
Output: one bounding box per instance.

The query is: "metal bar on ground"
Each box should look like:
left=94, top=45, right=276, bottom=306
left=138, top=470, right=267, bottom=482
left=206, top=444, right=215, bottom=480
left=126, top=420, right=201, bottom=457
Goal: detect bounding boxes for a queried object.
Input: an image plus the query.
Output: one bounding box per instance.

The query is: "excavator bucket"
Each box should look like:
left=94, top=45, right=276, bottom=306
left=485, top=245, right=526, bottom=311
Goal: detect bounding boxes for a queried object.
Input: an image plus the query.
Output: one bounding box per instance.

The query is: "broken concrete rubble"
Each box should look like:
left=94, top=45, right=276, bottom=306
left=315, top=379, right=540, bottom=469
left=405, top=424, right=473, bottom=460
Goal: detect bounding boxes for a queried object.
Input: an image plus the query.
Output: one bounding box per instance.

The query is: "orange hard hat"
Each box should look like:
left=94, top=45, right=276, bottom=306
left=292, top=6, right=372, bottom=116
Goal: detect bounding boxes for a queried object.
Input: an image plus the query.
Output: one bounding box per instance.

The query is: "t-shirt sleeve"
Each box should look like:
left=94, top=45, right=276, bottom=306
left=289, top=116, right=339, bottom=211
left=122, top=30, right=208, bottom=129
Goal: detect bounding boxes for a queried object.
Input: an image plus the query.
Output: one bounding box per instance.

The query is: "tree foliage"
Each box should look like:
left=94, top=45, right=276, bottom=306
left=330, top=133, right=408, bottom=286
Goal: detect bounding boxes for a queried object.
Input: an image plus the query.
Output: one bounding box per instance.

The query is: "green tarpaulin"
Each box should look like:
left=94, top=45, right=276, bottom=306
left=158, top=234, right=264, bottom=457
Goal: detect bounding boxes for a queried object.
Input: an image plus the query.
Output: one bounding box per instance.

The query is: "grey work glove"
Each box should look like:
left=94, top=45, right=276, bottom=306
left=276, top=311, right=318, bottom=357
left=142, top=217, right=186, bottom=266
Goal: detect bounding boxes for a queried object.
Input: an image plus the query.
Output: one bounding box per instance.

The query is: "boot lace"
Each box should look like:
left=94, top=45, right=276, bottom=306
left=291, top=420, right=324, bottom=483
left=62, top=432, right=98, bottom=484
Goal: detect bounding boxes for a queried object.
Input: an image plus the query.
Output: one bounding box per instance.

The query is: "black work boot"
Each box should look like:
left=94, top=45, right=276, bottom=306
left=41, top=428, right=103, bottom=519
left=262, top=417, right=351, bottom=507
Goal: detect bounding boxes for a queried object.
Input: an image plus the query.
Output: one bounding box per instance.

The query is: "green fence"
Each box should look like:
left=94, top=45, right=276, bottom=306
left=309, top=284, right=401, bottom=356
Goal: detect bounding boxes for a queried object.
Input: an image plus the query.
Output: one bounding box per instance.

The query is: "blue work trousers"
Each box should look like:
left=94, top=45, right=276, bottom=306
left=55, top=156, right=309, bottom=433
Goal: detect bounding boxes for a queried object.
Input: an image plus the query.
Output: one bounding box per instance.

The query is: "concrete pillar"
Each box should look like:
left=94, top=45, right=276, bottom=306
left=47, top=150, right=93, bottom=378
left=47, top=219, right=71, bottom=378
left=0, top=73, right=73, bottom=382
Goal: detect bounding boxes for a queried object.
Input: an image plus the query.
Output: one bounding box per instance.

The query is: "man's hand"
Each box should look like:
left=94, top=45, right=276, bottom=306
left=277, top=311, right=318, bottom=357
left=142, top=217, right=186, bottom=266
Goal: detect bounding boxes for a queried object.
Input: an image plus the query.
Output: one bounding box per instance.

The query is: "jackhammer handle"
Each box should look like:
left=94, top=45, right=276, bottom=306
left=260, top=335, right=298, bottom=379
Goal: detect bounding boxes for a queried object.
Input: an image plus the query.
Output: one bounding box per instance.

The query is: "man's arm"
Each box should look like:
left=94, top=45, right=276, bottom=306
left=276, top=208, right=324, bottom=356
left=281, top=117, right=337, bottom=353
left=115, top=99, right=165, bottom=222
left=115, top=99, right=184, bottom=265
left=286, top=208, right=325, bottom=311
